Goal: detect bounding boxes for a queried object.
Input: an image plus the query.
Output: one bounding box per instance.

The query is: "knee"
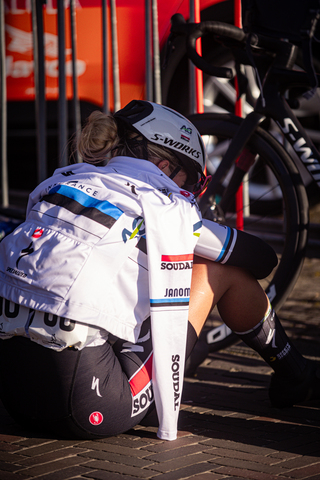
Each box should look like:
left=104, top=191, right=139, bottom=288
left=227, top=230, right=278, bottom=279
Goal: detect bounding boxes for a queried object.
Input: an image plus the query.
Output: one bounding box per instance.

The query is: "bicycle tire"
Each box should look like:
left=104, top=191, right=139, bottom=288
left=188, top=113, right=309, bottom=358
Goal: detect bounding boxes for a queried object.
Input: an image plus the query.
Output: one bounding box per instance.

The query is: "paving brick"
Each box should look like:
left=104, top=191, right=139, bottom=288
left=185, top=474, right=227, bottom=480
left=97, top=436, right=156, bottom=449
left=79, top=441, right=153, bottom=458
left=0, top=473, right=29, bottom=480
left=17, top=441, right=84, bottom=458
left=79, top=449, right=156, bottom=468
left=206, top=455, right=292, bottom=476
left=29, top=465, right=94, bottom=480
left=140, top=435, right=206, bottom=453
left=210, top=465, right=290, bottom=479
left=0, top=461, right=23, bottom=473
left=13, top=456, right=94, bottom=477
left=0, top=443, right=23, bottom=453
left=198, top=429, right=274, bottom=447
left=0, top=452, right=27, bottom=463
left=145, top=462, right=216, bottom=480
left=83, top=471, right=148, bottom=480
left=81, top=460, right=159, bottom=478
left=15, top=439, right=55, bottom=449
left=282, top=464, right=320, bottom=479
left=203, top=447, right=284, bottom=466
left=199, top=438, right=278, bottom=456
left=278, top=456, right=320, bottom=470
left=150, top=453, right=214, bottom=473
left=146, top=444, right=212, bottom=463
left=268, top=452, right=302, bottom=461
left=14, top=447, right=88, bottom=467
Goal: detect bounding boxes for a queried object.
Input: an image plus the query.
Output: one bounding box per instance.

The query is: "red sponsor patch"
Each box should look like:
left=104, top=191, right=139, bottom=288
left=32, top=228, right=44, bottom=239
left=181, top=134, right=190, bottom=142
left=129, top=353, right=153, bottom=397
left=161, top=254, right=194, bottom=262
left=89, top=411, right=103, bottom=426
left=180, top=190, right=191, bottom=197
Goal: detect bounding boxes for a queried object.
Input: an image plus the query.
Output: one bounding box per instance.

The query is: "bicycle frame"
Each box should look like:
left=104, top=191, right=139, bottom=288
left=200, top=65, right=320, bottom=211
left=256, top=68, right=320, bottom=188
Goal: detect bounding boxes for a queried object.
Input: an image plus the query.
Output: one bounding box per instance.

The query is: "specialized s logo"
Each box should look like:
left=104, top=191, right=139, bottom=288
left=16, top=242, right=34, bottom=269
left=91, top=376, right=102, bottom=397
left=161, top=254, right=193, bottom=271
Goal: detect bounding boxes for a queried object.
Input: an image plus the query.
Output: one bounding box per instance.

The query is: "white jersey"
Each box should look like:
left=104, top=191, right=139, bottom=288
left=0, top=156, right=236, bottom=441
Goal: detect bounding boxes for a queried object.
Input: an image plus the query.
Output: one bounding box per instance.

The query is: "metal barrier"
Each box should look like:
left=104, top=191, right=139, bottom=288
left=1, top=0, right=164, bottom=210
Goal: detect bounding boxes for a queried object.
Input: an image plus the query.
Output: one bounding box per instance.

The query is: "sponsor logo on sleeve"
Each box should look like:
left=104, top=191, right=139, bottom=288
left=161, top=254, right=193, bottom=271
left=172, top=354, right=181, bottom=410
left=130, top=353, right=154, bottom=417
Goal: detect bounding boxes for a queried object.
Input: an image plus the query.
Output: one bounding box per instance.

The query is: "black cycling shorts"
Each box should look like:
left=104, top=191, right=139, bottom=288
left=0, top=319, right=197, bottom=439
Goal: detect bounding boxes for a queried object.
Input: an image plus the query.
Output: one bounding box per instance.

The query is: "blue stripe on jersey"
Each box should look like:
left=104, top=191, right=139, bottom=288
left=49, top=185, right=123, bottom=221
left=150, top=298, right=190, bottom=308
left=215, top=226, right=231, bottom=262
left=193, top=220, right=202, bottom=232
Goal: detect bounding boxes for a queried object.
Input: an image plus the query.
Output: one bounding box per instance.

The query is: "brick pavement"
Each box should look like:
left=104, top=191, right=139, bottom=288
left=0, top=258, right=319, bottom=480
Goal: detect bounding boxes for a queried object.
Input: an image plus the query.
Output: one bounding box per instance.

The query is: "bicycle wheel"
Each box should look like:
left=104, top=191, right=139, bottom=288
left=187, top=113, right=309, bottom=361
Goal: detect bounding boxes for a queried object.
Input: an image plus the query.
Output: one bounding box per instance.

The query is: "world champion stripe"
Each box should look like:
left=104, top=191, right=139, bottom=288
left=150, top=298, right=190, bottom=308
left=161, top=254, right=193, bottom=262
left=193, top=221, right=202, bottom=232
left=216, top=226, right=234, bottom=263
left=193, top=220, right=202, bottom=237
left=128, top=352, right=153, bottom=396
left=42, top=184, right=123, bottom=228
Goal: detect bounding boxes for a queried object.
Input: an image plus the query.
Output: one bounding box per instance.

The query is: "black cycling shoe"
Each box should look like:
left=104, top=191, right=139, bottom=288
left=269, top=360, right=320, bottom=408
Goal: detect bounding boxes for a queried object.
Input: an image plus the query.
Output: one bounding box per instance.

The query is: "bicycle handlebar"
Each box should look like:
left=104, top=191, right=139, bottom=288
left=170, top=13, right=295, bottom=78
left=171, top=13, right=244, bottom=78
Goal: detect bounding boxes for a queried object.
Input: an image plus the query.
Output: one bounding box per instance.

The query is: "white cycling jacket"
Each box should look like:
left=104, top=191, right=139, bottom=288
left=0, top=156, right=236, bottom=441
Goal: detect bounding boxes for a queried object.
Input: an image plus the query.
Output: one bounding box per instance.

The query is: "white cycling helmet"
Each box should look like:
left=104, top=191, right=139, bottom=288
left=114, top=100, right=206, bottom=186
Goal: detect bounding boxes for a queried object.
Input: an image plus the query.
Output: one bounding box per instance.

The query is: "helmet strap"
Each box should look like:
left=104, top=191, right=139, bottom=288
left=169, top=165, right=182, bottom=180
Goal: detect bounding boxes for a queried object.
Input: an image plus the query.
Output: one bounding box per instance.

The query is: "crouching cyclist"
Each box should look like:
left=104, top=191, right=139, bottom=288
left=0, top=100, right=318, bottom=441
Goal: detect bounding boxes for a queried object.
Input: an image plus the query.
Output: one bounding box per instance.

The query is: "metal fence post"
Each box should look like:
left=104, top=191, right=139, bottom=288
left=58, top=0, right=68, bottom=166
left=145, top=0, right=153, bottom=101
left=0, top=0, right=8, bottom=208
left=31, top=0, right=47, bottom=182
left=102, top=0, right=109, bottom=114
left=189, top=0, right=203, bottom=114
left=110, top=0, right=120, bottom=111
left=152, top=0, right=161, bottom=104
left=70, top=0, right=81, bottom=162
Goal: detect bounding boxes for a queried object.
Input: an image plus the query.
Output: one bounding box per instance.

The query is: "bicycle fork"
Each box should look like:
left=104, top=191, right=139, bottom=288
left=199, top=111, right=266, bottom=220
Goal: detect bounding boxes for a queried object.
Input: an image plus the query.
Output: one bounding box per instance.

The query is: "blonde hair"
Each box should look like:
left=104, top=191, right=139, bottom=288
left=77, top=110, right=180, bottom=170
